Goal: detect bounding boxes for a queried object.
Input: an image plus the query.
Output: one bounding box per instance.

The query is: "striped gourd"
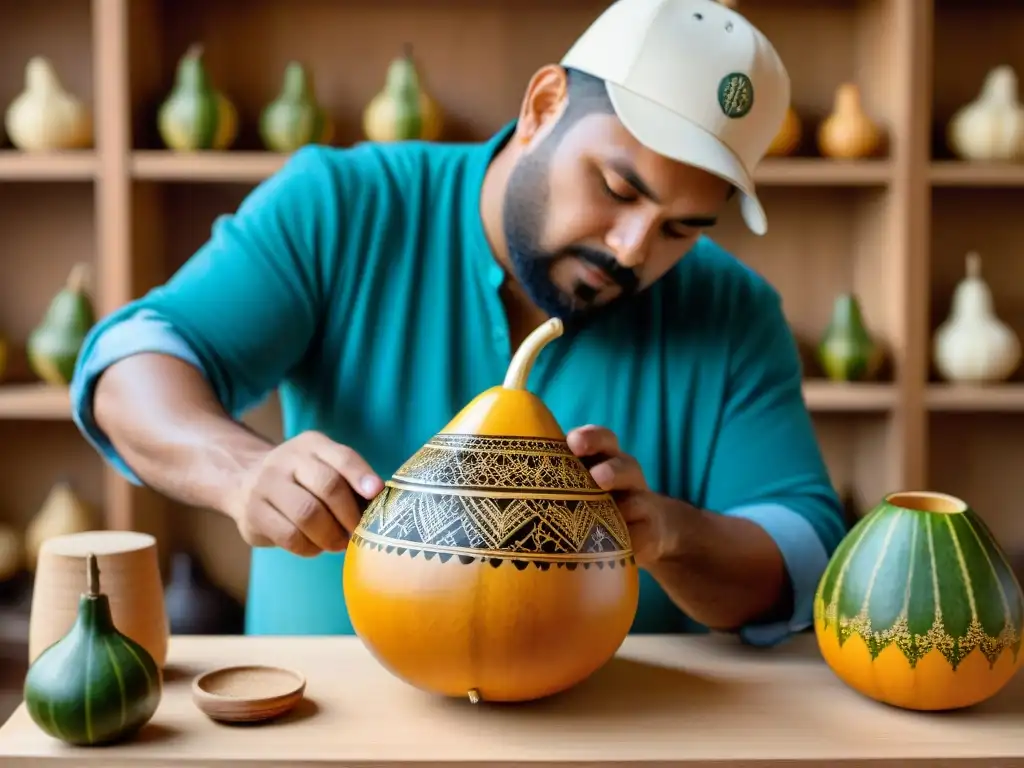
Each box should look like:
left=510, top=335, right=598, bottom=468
left=259, top=62, right=334, bottom=153
left=814, top=491, right=1024, bottom=711
left=24, top=553, right=162, bottom=745
left=157, top=44, right=238, bottom=151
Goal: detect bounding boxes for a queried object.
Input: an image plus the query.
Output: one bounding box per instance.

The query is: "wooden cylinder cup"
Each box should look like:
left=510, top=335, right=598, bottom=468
left=28, top=530, right=169, bottom=667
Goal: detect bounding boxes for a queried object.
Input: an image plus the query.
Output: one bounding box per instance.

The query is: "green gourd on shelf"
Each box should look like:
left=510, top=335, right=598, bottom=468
left=157, top=43, right=238, bottom=151
left=24, top=553, right=163, bottom=746
left=27, top=262, right=96, bottom=386
left=817, top=293, right=882, bottom=382
left=259, top=61, right=334, bottom=153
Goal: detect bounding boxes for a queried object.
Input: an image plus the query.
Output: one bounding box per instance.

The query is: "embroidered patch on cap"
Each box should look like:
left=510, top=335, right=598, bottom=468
left=718, top=72, right=754, bottom=118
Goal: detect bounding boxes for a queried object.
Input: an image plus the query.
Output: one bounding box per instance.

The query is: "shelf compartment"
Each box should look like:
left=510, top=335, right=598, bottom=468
left=931, top=2, right=1024, bottom=161
left=0, top=421, right=103, bottom=531
left=0, top=385, right=71, bottom=420
left=713, top=186, right=897, bottom=383
left=928, top=413, right=1024, bottom=578
left=0, top=1, right=93, bottom=155
left=929, top=188, right=1024, bottom=385
left=812, top=413, right=900, bottom=522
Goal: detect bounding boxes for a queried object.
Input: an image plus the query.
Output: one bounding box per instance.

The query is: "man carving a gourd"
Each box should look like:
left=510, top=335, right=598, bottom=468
left=71, top=0, right=846, bottom=646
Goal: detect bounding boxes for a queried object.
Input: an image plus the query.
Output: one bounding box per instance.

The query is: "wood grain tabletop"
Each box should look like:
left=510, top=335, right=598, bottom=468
left=0, top=633, right=1022, bottom=767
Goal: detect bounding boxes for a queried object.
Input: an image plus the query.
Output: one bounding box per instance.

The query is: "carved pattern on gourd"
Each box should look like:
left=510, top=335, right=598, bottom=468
left=814, top=506, right=1024, bottom=670
left=351, top=434, right=634, bottom=569
left=393, top=434, right=603, bottom=492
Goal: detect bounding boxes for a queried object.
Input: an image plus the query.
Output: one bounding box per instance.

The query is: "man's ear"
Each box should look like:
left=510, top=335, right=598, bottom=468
left=514, top=64, right=569, bottom=146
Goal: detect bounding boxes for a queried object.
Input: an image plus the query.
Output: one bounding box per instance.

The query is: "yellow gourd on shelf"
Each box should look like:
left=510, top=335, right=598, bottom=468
left=4, top=57, right=92, bottom=152
left=817, top=83, right=883, bottom=159
left=158, top=44, right=238, bottom=152
left=948, top=65, right=1024, bottom=162
left=363, top=44, right=444, bottom=143
left=766, top=106, right=802, bottom=157
left=25, top=481, right=95, bottom=572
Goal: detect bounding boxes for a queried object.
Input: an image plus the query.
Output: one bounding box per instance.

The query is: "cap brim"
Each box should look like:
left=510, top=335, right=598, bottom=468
left=605, top=82, right=768, bottom=236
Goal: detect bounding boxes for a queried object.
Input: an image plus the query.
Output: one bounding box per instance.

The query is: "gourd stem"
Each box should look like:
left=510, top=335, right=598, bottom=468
left=965, top=251, right=981, bottom=279
left=86, top=553, right=100, bottom=597
left=185, top=43, right=204, bottom=60
left=66, top=262, right=91, bottom=293
left=502, top=317, right=563, bottom=390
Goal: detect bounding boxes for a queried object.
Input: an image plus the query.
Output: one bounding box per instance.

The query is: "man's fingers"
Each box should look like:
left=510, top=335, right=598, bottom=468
left=567, top=424, right=621, bottom=460
left=248, top=498, right=321, bottom=557
left=588, top=455, right=647, bottom=492
left=270, top=478, right=350, bottom=552
left=303, top=432, right=383, bottom=499
left=293, top=457, right=364, bottom=535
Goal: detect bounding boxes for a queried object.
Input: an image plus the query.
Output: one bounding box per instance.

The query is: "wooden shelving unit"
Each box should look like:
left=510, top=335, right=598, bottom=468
left=1, top=0, right=1024, bottom=618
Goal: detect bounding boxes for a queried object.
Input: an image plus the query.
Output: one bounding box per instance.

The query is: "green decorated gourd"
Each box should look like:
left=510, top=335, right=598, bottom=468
left=27, top=262, right=95, bottom=386
left=158, top=43, right=238, bottom=151
left=817, top=293, right=882, bottom=381
left=814, top=491, right=1024, bottom=711
left=259, top=61, right=334, bottom=153
left=24, top=553, right=163, bottom=745
left=362, top=44, right=443, bottom=142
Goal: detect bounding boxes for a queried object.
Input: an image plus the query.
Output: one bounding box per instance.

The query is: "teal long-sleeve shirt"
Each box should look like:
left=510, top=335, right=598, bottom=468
left=70, top=122, right=847, bottom=644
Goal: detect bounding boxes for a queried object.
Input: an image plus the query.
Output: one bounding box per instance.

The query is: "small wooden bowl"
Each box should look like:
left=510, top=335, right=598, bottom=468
left=192, top=665, right=306, bottom=723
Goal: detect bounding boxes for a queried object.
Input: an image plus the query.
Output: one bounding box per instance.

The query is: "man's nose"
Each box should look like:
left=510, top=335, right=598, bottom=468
left=605, top=217, right=655, bottom=269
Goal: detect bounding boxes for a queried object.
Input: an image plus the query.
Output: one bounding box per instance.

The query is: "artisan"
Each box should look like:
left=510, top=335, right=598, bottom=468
left=70, top=0, right=847, bottom=644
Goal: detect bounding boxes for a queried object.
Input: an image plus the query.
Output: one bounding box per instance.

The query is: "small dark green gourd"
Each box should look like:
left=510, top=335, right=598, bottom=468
left=26, top=262, right=96, bottom=386
left=817, top=292, right=882, bottom=382
left=24, top=552, right=162, bottom=746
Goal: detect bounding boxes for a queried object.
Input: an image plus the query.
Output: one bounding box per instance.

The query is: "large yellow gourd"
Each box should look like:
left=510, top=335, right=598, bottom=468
left=343, top=318, right=639, bottom=703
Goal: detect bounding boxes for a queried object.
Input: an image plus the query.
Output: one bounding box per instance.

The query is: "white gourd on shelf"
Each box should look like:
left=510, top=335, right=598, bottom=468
left=947, top=65, right=1024, bottom=162
left=933, top=251, right=1022, bottom=384
left=4, top=56, right=93, bottom=152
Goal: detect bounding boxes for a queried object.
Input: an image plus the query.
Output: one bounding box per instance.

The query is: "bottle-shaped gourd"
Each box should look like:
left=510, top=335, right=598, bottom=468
left=817, top=293, right=882, bottom=382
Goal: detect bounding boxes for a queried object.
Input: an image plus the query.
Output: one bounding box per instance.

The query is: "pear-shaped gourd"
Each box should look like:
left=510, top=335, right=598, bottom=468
left=817, top=83, right=883, bottom=159
left=25, top=481, right=94, bottom=571
left=27, top=262, right=95, bottom=387
left=259, top=61, right=334, bottom=153
left=948, top=66, right=1024, bottom=162
left=24, top=553, right=162, bottom=745
left=158, top=44, right=238, bottom=151
left=363, top=44, right=443, bottom=142
left=343, top=318, right=639, bottom=704
left=766, top=106, right=802, bottom=157
left=817, top=293, right=882, bottom=382
left=933, top=251, right=1021, bottom=383
left=4, top=57, right=93, bottom=152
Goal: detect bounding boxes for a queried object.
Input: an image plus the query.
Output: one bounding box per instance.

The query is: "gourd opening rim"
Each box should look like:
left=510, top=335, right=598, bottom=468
left=884, top=491, right=967, bottom=515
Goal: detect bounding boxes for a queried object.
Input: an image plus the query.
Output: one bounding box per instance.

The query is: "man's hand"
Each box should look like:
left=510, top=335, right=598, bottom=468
left=566, top=424, right=687, bottom=567
left=223, top=430, right=384, bottom=557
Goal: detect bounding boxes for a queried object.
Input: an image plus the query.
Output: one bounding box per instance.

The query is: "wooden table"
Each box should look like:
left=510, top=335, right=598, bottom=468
left=0, top=633, right=1022, bottom=767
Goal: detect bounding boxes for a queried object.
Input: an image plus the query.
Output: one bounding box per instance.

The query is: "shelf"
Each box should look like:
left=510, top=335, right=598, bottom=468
left=926, top=384, right=1024, bottom=412
left=930, top=162, right=1024, bottom=187
left=0, top=151, right=98, bottom=181
left=755, top=159, right=891, bottom=186
left=803, top=381, right=895, bottom=412
left=0, top=385, right=71, bottom=420
left=132, top=151, right=287, bottom=182
left=130, top=152, right=892, bottom=187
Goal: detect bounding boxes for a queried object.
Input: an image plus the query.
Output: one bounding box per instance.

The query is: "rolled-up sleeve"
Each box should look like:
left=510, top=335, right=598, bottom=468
left=705, top=284, right=848, bottom=647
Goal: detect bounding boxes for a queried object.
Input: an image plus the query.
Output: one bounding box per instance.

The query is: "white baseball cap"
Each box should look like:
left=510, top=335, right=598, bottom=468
left=560, top=0, right=790, bottom=235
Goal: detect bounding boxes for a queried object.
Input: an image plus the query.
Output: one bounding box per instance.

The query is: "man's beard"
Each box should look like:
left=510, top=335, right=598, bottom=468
left=501, top=133, right=639, bottom=324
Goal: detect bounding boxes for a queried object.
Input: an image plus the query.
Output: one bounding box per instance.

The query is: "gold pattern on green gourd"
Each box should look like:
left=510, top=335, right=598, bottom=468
left=814, top=496, right=1024, bottom=670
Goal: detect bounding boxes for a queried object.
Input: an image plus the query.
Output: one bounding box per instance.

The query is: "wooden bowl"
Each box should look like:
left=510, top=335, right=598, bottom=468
left=192, top=665, right=306, bottom=723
